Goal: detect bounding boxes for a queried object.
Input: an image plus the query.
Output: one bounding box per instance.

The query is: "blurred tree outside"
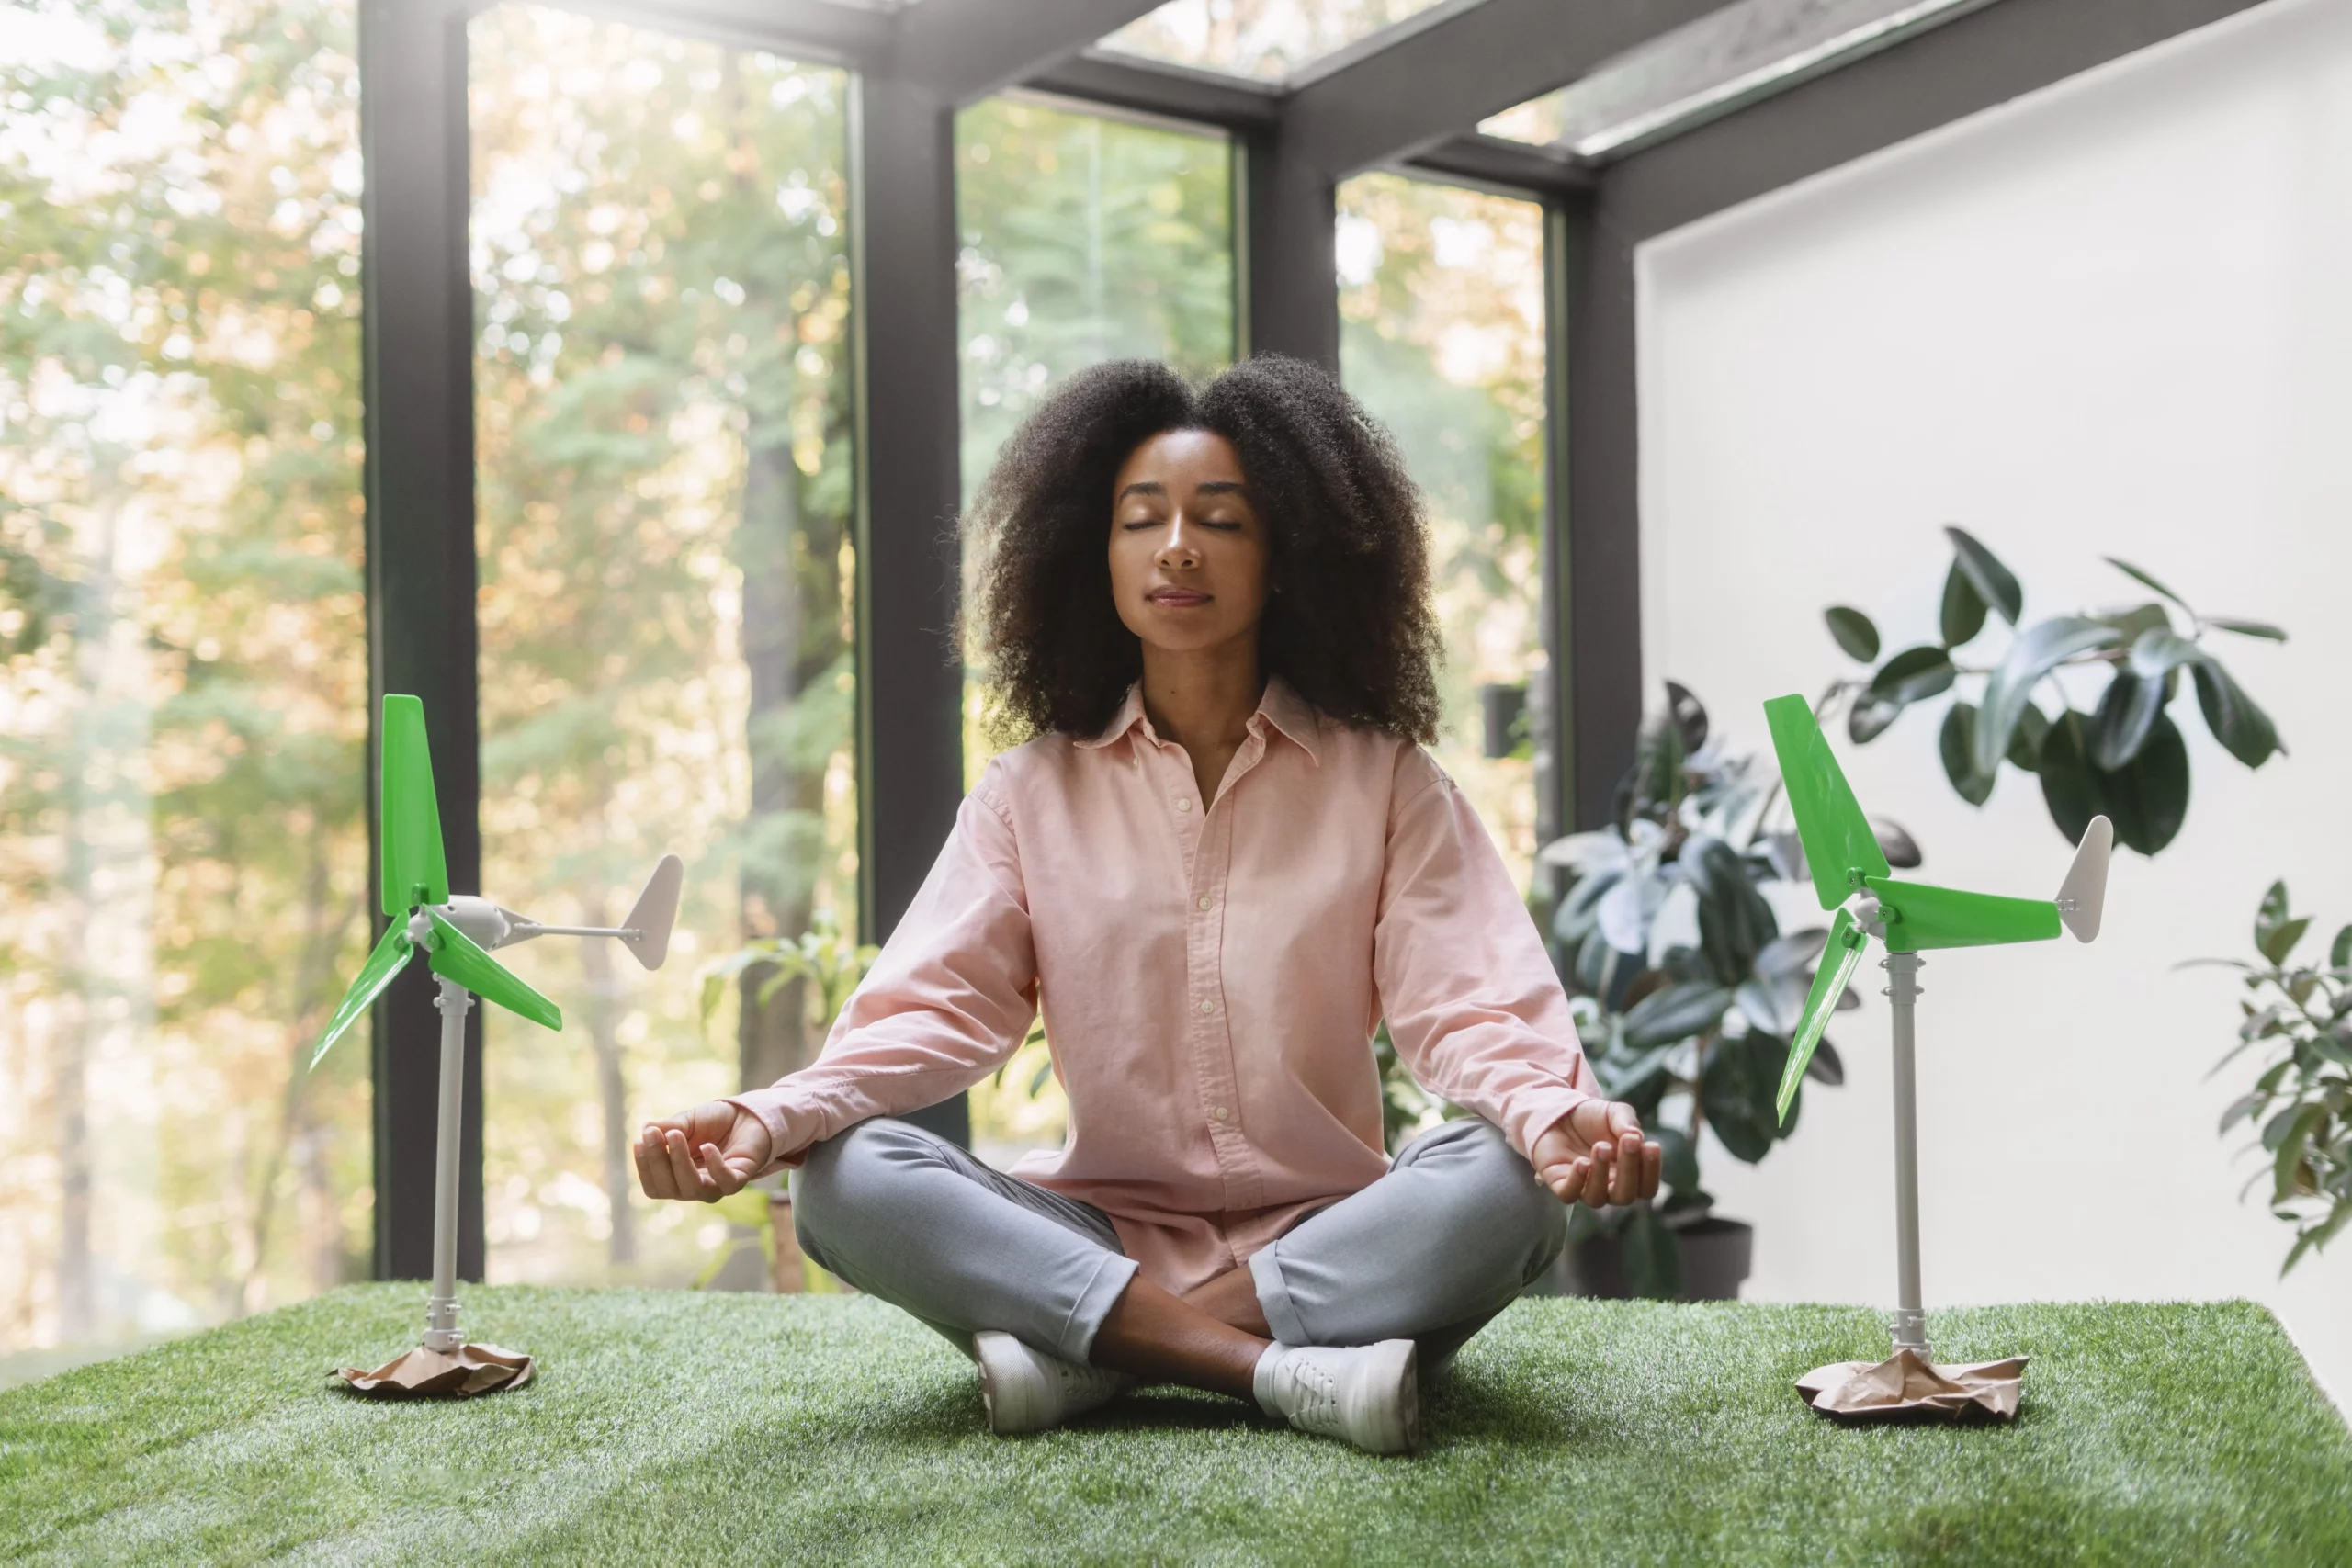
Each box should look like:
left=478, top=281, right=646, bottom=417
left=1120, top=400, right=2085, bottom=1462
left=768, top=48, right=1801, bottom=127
left=952, top=95, right=1235, bottom=1162
left=468, top=4, right=857, bottom=1287
left=0, top=0, right=371, bottom=1363
left=1338, top=173, right=1551, bottom=891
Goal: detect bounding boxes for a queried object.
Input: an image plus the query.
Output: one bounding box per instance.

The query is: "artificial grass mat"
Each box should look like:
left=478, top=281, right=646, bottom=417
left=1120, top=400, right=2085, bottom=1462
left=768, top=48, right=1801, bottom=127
left=2, top=1288, right=2346, bottom=1566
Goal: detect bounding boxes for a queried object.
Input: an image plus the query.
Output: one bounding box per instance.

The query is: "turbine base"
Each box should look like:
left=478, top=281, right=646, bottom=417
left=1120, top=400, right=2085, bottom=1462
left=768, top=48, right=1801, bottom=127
left=334, top=1341, right=535, bottom=1399
left=1797, top=1349, right=2025, bottom=1423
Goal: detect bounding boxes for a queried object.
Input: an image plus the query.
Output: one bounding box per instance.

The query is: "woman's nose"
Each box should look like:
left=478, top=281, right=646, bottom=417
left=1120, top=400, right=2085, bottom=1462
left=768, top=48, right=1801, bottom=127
left=1156, top=523, right=1200, bottom=569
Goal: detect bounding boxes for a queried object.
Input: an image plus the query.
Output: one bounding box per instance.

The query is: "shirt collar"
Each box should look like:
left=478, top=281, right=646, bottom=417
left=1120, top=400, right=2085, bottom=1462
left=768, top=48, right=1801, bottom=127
left=1076, top=677, right=1321, bottom=765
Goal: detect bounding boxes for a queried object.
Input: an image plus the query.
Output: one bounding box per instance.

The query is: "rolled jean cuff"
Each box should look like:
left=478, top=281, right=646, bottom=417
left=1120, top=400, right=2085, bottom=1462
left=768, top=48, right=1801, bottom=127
left=1059, top=1249, right=1142, bottom=1363
left=1248, top=1242, right=1313, bottom=1347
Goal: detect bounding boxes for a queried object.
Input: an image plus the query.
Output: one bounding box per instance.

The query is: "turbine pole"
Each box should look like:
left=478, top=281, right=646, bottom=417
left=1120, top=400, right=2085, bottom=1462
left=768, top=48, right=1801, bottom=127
left=1883, top=951, right=1929, bottom=1358
left=425, top=975, right=474, bottom=1353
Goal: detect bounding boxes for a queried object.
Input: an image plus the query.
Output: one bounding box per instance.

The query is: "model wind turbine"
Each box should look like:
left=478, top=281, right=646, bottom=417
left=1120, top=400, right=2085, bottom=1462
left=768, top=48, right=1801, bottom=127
left=311, top=694, right=684, bottom=1397
left=1763, top=694, right=2110, bottom=1422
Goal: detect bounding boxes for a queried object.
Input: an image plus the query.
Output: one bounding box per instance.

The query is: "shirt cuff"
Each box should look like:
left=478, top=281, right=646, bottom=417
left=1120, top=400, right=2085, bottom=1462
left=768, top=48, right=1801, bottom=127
left=1506, top=1083, right=1596, bottom=1165
left=722, top=1086, right=821, bottom=1176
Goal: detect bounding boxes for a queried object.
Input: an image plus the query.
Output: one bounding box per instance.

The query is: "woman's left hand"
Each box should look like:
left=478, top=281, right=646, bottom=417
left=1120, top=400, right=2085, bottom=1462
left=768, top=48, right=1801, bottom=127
left=1532, top=1100, right=1663, bottom=1208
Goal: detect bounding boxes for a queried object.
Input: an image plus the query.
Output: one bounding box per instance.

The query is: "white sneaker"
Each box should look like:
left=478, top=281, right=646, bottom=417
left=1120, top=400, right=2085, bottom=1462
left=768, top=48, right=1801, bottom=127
left=1252, top=1339, right=1419, bottom=1455
left=974, top=1330, right=1131, bottom=1435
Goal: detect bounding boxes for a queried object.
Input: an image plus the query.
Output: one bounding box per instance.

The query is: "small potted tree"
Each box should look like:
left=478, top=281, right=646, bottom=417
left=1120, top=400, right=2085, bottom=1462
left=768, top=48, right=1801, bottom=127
left=1531, top=683, right=1906, bottom=1299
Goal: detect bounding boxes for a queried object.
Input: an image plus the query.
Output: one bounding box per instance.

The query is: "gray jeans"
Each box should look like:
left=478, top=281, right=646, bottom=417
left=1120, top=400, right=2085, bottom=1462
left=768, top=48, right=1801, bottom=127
left=790, top=1115, right=1566, bottom=1372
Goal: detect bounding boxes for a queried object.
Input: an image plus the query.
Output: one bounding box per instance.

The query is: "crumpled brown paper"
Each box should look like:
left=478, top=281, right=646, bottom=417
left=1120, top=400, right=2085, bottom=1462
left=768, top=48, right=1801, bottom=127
left=1795, top=1349, right=2025, bottom=1422
left=334, top=1343, right=535, bottom=1399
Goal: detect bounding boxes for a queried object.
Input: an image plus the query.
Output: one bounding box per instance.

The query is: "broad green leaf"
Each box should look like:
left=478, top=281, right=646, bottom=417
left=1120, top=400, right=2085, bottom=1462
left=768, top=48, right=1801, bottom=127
left=2259, top=916, right=2312, bottom=967
left=2007, top=703, right=2051, bottom=771
left=2106, top=556, right=2190, bottom=610
left=2256, top=881, right=2290, bottom=953
left=1973, top=615, right=2123, bottom=779
left=2088, top=671, right=2164, bottom=771
left=2191, top=656, right=2282, bottom=769
left=1804, top=1039, right=1846, bottom=1087
left=2205, top=617, right=2286, bottom=641
left=2037, top=709, right=2188, bottom=856
left=1685, top=833, right=1778, bottom=987
left=1939, top=702, right=1995, bottom=806
left=2282, top=1203, right=2352, bottom=1277
left=2272, top=1104, right=2325, bottom=1205
left=2331, top=924, right=2352, bottom=970
left=1868, top=644, right=1956, bottom=706
left=1621, top=980, right=1734, bottom=1050
left=2095, top=602, right=2173, bottom=644
left=1824, top=604, right=1880, bottom=662
left=1702, top=1031, right=1791, bottom=1162
left=1945, top=525, right=2022, bottom=624
left=2129, top=628, right=2199, bottom=679
left=1653, top=1126, right=1700, bottom=1193
left=2218, top=1089, right=2268, bottom=1134
left=1939, top=562, right=1986, bottom=648
left=1847, top=694, right=1902, bottom=743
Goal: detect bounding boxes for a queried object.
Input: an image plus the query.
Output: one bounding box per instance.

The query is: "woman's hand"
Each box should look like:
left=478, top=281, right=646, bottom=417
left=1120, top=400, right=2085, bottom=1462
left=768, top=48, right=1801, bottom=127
left=633, top=1100, right=775, bottom=1202
left=1531, top=1099, right=1663, bottom=1208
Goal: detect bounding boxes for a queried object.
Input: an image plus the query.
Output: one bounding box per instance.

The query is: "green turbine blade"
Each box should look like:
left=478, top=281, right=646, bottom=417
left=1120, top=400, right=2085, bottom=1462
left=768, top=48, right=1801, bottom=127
left=379, top=694, right=448, bottom=916
left=1777, top=908, right=1868, bottom=1123
left=1865, top=876, right=2061, bottom=952
left=309, top=922, right=413, bottom=1070
left=426, top=910, right=563, bottom=1031
left=1764, top=694, right=1889, bottom=910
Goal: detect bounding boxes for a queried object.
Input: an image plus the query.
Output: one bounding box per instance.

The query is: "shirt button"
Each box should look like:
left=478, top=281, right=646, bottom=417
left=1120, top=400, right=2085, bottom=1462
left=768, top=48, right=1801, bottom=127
left=1197, top=896, right=1213, bottom=911
left=1213, top=1105, right=1229, bottom=1122
left=1198, top=998, right=1216, bottom=1015
left=1174, top=796, right=1193, bottom=812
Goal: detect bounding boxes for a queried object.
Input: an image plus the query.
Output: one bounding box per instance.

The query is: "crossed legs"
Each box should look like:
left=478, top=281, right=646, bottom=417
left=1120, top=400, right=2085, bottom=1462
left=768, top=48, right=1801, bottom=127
left=791, top=1115, right=1565, bottom=1404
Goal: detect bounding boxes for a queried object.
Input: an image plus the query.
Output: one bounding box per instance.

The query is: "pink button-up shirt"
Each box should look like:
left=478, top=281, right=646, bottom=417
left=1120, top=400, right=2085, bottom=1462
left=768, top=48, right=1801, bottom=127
left=729, top=678, right=1597, bottom=1296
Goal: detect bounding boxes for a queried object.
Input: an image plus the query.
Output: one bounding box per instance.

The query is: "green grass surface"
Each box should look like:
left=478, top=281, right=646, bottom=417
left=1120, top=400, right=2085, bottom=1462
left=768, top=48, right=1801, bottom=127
left=3, top=1289, right=2347, bottom=1565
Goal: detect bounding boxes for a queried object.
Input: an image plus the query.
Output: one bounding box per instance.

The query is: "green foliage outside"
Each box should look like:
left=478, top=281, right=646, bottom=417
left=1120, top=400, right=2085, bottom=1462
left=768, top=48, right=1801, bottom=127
left=6, top=1287, right=2349, bottom=1564
left=465, top=5, right=861, bottom=1289
left=2189, top=881, right=2352, bottom=1275
left=1819, top=527, right=2284, bottom=855
left=0, top=0, right=373, bottom=1354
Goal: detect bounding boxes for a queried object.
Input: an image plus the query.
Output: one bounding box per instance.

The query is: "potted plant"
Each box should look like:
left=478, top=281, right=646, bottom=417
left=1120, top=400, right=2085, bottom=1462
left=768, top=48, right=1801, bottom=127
left=695, top=910, right=876, bottom=1292
left=1529, top=683, right=1912, bottom=1300
left=1816, top=527, right=2283, bottom=854
left=2188, top=882, right=2352, bottom=1275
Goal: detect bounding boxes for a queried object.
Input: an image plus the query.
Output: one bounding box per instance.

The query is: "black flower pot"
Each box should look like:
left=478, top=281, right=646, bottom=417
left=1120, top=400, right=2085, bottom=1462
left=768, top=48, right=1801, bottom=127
left=1556, top=1215, right=1754, bottom=1301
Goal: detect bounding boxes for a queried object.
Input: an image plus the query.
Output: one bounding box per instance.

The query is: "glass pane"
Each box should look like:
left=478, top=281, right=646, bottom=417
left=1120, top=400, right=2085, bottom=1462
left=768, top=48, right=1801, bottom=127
left=1099, top=0, right=1460, bottom=83
left=469, top=5, right=856, bottom=1289
left=1, top=0, right=369, bottom=1378
left=954, top=96, right=1235, bottom=1164
left=1480, top=0, right=1977, bottom=156
left=1337, top=175, right=1551, bottom=892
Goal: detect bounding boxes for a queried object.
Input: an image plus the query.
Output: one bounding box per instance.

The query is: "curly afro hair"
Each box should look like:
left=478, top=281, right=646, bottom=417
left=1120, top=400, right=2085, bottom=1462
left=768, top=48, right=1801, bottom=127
left=963, top=355, right=1442, bottom=746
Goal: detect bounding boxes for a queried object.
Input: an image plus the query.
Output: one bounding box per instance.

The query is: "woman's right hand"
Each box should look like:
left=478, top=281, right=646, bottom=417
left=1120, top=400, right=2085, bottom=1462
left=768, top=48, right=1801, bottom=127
left=633, top=1100, right=775, bottom=1202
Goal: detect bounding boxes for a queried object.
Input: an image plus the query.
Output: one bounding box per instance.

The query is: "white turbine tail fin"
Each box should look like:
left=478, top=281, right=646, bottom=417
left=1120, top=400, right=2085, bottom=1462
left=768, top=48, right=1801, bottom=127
left=622, top=853, right=684, bottom=970
left=2056, top=816, right=2112, bottom=942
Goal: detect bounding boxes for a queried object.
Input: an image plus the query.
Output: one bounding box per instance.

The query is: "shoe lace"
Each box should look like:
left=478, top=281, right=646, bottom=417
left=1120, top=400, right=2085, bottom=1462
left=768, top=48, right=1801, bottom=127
left=1283, top=1353, right=1340, bottom=1425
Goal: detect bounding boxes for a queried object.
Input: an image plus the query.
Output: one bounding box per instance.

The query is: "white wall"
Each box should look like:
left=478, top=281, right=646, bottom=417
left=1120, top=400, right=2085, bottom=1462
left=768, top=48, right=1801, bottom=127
left=1638, top=0, right=2352, bottom=1404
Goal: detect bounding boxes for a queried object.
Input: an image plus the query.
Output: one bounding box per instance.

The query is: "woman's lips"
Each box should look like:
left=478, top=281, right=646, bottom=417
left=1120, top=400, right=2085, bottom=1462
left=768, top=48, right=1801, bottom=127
left=1147, top=588, right=1209, bottom=606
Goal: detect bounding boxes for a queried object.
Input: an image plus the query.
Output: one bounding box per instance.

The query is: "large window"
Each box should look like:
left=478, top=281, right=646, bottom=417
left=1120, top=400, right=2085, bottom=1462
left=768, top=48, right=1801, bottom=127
left=0, top=0, right=369, bottom=1375
left=1337, top=174, right=1553, bottom=889
left=468, top=5, right=856, bottom=1288
left=953, top=94, right=1236, bottom=1163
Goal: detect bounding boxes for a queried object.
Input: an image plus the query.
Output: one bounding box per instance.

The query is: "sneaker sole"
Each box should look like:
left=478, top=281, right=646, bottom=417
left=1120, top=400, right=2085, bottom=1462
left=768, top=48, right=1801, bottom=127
left=1371, top=1338, right=1420, bottom=1455
left=975, top=1331, right=1040, bottom=1435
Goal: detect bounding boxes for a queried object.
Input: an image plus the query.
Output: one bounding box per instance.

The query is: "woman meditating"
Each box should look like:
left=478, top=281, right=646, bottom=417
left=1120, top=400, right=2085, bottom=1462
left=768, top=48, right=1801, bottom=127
left=634, top=355, right=1661, bottom=1455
